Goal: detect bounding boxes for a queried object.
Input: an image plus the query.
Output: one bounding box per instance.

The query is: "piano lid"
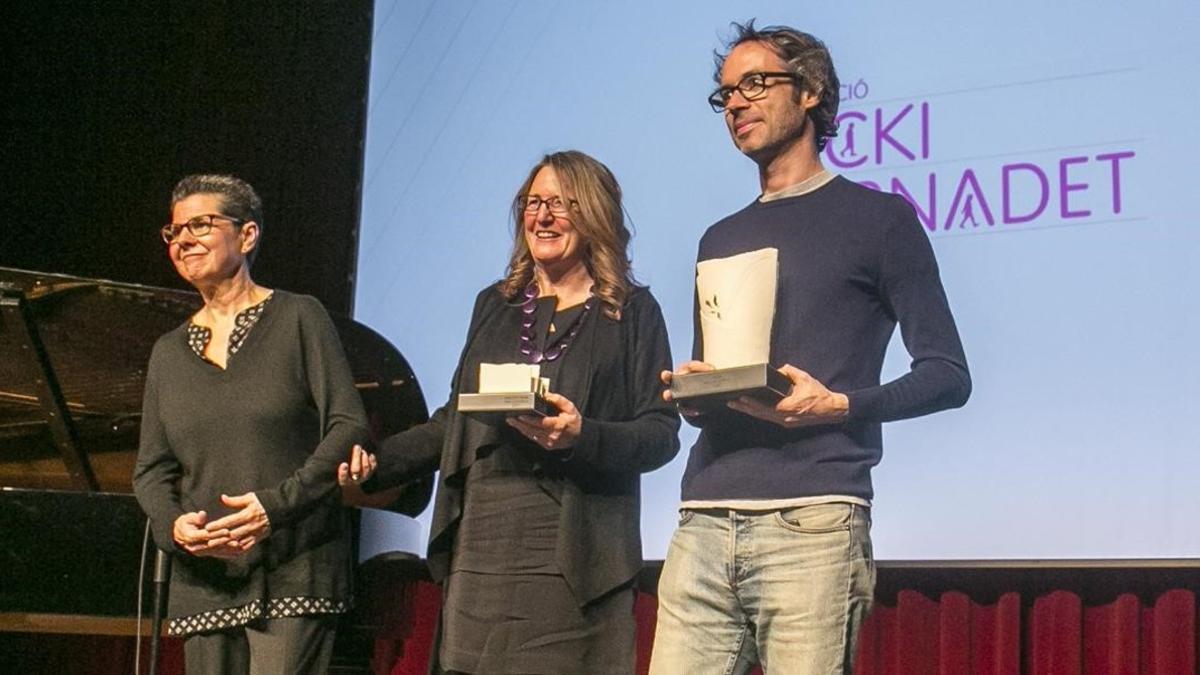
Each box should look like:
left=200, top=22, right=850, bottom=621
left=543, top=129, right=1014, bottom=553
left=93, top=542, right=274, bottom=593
left=0, top=266, right=431, bottom=513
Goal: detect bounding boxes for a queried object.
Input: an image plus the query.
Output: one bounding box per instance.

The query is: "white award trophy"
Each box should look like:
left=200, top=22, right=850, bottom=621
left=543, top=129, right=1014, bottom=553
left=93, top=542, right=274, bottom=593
left=457, top=362, right=555, bottom=424
left=670, top=247, right=791, bottom=410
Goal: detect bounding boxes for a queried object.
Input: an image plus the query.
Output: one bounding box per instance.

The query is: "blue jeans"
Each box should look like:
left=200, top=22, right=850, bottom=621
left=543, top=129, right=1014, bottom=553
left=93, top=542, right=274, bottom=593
left=649, top=503, right=875, bottom=674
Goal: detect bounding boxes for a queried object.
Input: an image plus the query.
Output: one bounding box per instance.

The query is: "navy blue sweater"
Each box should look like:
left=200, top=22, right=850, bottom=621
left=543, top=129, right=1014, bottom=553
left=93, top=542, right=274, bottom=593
left=681, top=176, right=971, bottom=502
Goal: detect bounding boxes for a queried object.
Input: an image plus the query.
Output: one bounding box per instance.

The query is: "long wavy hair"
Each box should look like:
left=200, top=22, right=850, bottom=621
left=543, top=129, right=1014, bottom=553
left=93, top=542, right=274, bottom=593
left=498, top=150, right=636, bottom=320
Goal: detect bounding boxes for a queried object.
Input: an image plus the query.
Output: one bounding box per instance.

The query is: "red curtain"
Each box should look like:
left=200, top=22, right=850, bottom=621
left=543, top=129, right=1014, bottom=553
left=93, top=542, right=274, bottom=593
left=856, top=588, right=1195, bottom=674
left=11, top=583, right=1192, bottom=674
left=374, top=584, right=1197, bottom=674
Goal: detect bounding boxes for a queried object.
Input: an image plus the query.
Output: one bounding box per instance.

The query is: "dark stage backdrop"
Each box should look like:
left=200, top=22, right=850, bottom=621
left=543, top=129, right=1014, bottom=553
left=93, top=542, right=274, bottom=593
left=2, top=1, right=373, bottom=316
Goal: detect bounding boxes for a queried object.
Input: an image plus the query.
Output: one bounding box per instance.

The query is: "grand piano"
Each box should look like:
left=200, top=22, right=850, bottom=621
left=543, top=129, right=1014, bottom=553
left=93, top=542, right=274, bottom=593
left=0, top=267, right=433, bottom=674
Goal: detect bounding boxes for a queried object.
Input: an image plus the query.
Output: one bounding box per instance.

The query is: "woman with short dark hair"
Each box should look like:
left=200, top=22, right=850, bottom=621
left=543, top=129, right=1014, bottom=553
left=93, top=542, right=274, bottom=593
left=134, top=174, right=369, bottom=674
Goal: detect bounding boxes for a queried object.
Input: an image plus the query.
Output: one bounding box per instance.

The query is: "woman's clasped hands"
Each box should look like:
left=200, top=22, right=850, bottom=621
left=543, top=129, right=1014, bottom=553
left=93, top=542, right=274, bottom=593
left=172, top=492, right=271, bottom=558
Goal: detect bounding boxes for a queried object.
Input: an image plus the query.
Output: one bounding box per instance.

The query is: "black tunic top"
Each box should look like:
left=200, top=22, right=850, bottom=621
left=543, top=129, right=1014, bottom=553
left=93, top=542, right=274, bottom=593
left=366, top=284, right=681, bottom=605
left=452, top=300, right=584, bottom=576
left=133, top=291, right=371, bottom=635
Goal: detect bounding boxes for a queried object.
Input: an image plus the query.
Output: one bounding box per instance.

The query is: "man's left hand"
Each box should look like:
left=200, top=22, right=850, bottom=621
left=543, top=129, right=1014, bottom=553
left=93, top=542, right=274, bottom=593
left=727, top=364, right=849, bottom=428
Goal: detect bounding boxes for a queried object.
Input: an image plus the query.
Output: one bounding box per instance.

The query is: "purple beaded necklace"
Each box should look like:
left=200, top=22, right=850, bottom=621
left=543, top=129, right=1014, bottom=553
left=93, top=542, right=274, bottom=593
left=519, top=282, right=595, bottom=364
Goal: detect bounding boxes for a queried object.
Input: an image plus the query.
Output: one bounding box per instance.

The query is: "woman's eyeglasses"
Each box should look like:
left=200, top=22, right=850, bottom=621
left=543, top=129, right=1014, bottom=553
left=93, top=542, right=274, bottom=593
left=161, top=214, right=244, bottom=244
left=518, top=195, right=578, bottom=216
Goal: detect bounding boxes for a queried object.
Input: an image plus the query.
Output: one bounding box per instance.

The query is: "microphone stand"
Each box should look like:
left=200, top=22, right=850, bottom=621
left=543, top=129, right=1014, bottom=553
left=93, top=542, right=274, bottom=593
left=149, top=549, right=172, bottom=675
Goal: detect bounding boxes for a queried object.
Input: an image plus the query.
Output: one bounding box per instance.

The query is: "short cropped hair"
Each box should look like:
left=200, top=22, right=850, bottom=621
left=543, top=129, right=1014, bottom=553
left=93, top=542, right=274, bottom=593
left=170, top=174, right=264, bottom=265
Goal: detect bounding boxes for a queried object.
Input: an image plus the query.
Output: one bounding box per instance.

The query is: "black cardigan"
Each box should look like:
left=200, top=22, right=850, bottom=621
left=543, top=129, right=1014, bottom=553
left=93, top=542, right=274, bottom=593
left=368, top=284, right=680, bottom=604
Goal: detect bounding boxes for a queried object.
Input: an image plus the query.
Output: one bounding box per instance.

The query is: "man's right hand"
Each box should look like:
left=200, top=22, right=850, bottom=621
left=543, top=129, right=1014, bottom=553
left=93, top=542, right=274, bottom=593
left=173, top=511, right=239, bottom=558
left=661, top=360, right=716, bottom=418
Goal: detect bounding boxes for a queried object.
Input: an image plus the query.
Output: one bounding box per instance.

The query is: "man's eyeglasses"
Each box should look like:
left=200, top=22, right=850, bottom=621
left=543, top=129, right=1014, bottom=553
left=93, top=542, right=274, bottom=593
left=161, top=214, right=244, bottom=244
left=518, top=195, right=577, bottom=216
left=708, top=71, right=802, bottom=112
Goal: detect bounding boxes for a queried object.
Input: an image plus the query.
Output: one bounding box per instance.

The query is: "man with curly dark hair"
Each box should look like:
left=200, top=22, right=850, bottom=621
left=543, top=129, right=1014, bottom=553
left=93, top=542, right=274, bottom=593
left=652, top=21, right=972, bottom=673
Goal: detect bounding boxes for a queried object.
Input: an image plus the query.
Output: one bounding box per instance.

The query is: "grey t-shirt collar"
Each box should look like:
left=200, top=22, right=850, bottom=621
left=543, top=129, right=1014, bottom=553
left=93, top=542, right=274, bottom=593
left=759, top=169, right=837, bottom=203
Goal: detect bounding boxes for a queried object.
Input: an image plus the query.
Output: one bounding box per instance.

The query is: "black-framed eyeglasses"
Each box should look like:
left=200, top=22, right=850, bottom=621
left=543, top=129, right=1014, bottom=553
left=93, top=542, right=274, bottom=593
left=518, top=195, right=578, bottom=216
left=161, top=214, right=244, bottom=244
left=708, top=71, right=802, bottom=112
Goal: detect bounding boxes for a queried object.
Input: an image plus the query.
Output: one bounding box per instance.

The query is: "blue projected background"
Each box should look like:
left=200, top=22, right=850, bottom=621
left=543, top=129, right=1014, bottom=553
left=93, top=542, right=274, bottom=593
left=354, top=0, right=1200, bottom=560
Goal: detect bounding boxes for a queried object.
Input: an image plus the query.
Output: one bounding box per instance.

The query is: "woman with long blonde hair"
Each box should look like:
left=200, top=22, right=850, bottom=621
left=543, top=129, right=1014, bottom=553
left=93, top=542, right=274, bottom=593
left=342, top=150, right=679, bottom=673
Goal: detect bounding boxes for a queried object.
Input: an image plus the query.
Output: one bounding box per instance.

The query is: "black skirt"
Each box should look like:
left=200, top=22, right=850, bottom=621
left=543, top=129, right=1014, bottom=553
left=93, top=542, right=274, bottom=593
left=439, top=570, right=634, bottom=674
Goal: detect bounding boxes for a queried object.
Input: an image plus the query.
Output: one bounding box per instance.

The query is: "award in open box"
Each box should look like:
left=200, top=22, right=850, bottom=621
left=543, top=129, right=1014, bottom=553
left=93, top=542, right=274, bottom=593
left=670, top=247, right=792, bottom=411
left=457, top=363, right=557, bottom=423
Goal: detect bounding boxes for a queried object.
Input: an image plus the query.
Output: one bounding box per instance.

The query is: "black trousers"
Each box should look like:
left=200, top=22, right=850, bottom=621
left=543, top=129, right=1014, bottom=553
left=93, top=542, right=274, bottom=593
left=183, top=616, right=337, bottom=675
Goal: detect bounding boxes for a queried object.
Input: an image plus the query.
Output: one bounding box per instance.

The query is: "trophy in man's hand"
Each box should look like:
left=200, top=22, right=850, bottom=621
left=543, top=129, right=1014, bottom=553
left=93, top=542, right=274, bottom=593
left=670, top=247, right=791, bottom=412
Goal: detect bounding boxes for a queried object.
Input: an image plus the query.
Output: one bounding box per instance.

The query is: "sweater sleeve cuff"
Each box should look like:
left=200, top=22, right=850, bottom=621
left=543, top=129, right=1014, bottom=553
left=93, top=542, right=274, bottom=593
left=255, top=489, right=287, bottom=525
left=564, top=418, right=602, bottom=465
left=152, top=508, right=185, bottom=553
left=845, top=388, right=883, bottom=423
